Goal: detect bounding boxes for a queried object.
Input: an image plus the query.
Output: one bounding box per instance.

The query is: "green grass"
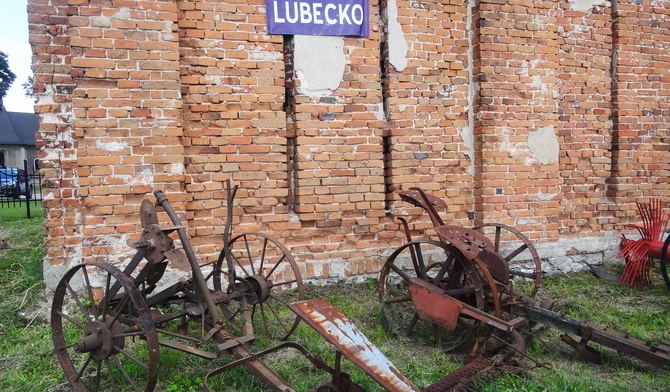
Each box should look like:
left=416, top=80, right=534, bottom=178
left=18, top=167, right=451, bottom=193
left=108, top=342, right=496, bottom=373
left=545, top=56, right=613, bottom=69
left=0, top=205, right=669, bottom=391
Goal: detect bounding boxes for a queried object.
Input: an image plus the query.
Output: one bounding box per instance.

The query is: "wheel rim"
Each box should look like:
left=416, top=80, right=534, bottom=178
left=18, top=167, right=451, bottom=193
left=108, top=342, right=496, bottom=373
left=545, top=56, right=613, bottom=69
left=214, top=232, right=304, bottom=340
left=51, top=262, right=159, bottom=392
left=473, top=223, right=542, bottom=298
left=379, top=240, right=485, bottom=346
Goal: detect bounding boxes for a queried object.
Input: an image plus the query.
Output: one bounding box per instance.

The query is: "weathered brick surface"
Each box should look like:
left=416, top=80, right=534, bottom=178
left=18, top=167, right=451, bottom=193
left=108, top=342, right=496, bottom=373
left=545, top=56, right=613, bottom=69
left=609, top=0, right=670, bottom=219
left=178, top=0, right=290, bottom=264
left=381, top=0, right=474, bottom=240
left=29, top=0, right=670, bottom=288
left=557, top=1, right=614, bottom=236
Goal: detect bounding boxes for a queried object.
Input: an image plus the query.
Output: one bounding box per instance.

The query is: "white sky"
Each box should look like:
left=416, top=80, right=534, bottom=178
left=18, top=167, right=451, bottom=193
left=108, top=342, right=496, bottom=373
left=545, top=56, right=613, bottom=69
left=0, top=0, right=34, bottom=113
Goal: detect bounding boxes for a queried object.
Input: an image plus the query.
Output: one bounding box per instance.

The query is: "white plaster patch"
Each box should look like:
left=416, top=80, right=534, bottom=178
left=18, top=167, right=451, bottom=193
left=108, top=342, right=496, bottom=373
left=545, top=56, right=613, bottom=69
left=527, top=125, right=559, bottom=164
left=569, top=0, right=606, bottom=12
left=387, top=0, right=408, bottom=72
left=374, top=103, right=385, bottom=121
left=294, top=35, right=345, bottom=96
left=534, top=192, right=558, bottom=201
left=459, top=126, right=475, bottom=177
left=43, top=263, right=73, bottom=293
left=113, top=8, right=131, bottom=20
left=250, top=51, right=283, bottom=61
left=96, top=140, right=128, bottom=152
left=170, top=162, right=184, bottom=174
left=91, top=16, right=111, bottom=28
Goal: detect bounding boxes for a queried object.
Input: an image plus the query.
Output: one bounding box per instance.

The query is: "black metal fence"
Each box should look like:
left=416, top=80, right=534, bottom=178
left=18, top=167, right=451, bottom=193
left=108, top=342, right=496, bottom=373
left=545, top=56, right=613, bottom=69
left=0, top=159, right=42, bottom=218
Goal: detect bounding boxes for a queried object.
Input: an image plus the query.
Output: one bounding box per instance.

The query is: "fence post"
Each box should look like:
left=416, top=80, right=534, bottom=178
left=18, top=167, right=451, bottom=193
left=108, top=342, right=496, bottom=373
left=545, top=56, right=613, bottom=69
left=23, top=159, right=31, bottom=219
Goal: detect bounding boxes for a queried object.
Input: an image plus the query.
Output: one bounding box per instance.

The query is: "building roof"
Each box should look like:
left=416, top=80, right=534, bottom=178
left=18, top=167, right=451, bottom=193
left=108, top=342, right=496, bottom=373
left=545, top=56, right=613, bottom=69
left=0, top=109, right=38, bottom=146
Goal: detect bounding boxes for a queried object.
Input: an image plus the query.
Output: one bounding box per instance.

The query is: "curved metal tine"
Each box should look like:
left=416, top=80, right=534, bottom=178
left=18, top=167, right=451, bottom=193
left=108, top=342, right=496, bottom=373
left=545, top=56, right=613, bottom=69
left=411, top=187, right=445, bottom=227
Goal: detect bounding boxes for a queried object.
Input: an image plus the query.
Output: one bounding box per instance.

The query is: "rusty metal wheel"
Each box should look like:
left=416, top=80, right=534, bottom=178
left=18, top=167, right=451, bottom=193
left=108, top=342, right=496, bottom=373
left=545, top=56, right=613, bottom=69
left=379, top=240, right=486, bottom=345
left=473, top=223, right=542, bottom=298
left=51, top=262, right=159, bottom=392
left=214, top=232, right=305, bottom=341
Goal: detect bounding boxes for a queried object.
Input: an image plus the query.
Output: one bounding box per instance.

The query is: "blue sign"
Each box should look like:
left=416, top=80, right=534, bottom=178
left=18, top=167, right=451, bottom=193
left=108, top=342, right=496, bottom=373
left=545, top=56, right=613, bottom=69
left=266, top=0, right=369, bottom=37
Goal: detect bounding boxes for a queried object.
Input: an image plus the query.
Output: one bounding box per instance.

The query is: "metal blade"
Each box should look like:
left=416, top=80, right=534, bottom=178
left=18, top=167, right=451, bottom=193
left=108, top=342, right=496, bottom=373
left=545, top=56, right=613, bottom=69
left=140, top=199, right=159, bottom=228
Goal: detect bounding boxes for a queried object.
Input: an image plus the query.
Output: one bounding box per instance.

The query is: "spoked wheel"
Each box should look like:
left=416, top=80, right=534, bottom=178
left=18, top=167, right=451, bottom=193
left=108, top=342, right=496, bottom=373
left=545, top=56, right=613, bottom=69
left=214, top=232, right=304, bottom=341
left=473, top=223, right=542, bottom=298
left=379, top=240, right=486, bottom=347
left=51, top=262, right=159, bottom=392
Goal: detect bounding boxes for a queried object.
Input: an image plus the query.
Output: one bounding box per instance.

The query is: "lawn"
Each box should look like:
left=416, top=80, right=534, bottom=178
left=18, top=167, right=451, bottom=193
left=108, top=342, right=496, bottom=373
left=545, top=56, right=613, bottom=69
left=0, top=203, right=668, bottom=391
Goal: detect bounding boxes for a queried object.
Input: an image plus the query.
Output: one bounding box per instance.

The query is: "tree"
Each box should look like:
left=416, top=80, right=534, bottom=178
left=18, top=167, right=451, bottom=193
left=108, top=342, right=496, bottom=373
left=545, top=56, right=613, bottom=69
left=0, top=51, right=16, bottom=99
left=22, top=75, right=36, bottom=101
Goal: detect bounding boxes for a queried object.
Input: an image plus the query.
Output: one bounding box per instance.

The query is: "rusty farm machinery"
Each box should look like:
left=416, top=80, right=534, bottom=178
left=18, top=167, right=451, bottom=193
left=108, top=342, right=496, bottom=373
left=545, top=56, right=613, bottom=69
left=51, top=184, right=670, bottom=391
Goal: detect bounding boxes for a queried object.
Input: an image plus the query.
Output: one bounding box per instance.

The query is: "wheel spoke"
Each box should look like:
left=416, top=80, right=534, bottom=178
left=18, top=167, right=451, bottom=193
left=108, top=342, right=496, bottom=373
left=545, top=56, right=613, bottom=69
left=264, top=254, right=287, bottom=279
left=107, top=294, right=131, bottom=328
left=268, top=279, right=297, bottom=289
left=404, top=313, right=420, bottom=336
left=64, top=282, right=93, bottom=322
left=111, top=354, right=141, bottom=392
left=101, top=272, right=112, bottom=321
left=258, top=303, right=270, bottom=336
left=115, top=346, right=150, bottom=371
left=55, top=309, right=88, bottom=330
left=81, top=267, right=100, bottom=320
left=75, top=354, right=94, bottom=380
left=265, top=298, right=289, bottom=336
left=409, top=242, right=427, bottom=279
left=383, top=295, right=412, bottom=305
left=504, top=243, right=528, bottom=262
left=93, top=360, right=102, bottom=392
left=231, top=253, right=252, bottom=278
left=243, top=236, right=256, bottom=275
left=105, top=359, right=118, bottom=392
left=259, top=237, right=269, bottom=273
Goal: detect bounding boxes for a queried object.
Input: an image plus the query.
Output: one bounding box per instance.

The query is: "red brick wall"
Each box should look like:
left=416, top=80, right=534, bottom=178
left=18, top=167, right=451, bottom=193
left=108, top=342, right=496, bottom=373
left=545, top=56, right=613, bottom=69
left=557, top=1, right=614, bottom=235
left=29, top=0, right=670, bottom=287
left=475, top=0, right=561, bottom=241
left=609, top=0, right=670, bottom=219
